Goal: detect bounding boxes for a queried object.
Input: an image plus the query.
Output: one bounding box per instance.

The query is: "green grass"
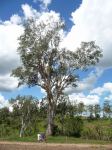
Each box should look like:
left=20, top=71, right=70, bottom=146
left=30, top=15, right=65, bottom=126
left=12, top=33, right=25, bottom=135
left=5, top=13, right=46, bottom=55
left=0, top=135, right=111, bottom=145
left=0, top=135, right=37, bottom=142
left=47, top=136, right=112, bottom=144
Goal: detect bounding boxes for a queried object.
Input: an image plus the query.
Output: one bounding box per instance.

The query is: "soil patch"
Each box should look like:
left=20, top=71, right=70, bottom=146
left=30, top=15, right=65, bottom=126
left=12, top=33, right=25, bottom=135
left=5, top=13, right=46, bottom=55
left=0, top=141, right=112, bottom=150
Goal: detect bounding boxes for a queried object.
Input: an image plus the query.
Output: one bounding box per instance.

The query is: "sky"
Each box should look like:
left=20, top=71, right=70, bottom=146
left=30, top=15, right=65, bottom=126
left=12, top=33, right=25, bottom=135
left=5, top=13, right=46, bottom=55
left=0, top=0, right=112, bottom=108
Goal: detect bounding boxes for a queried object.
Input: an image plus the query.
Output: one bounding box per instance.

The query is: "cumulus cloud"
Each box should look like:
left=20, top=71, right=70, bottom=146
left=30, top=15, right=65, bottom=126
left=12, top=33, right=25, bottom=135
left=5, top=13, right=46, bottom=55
left=69, top=82, right=112, bottom=105
left=0, top=74, right=18, bottom=91
left=0, top=22, right=23, bottom=74
left=0, top=4, right=34, bottom=92
left=69, top=93, right=99, bottom=105
left=22, top=4, right=40, bottom=19
left=40, top=0, right=52, bottom=9
left=64, top=68, right=103, bottom=95
left=33, top=0, right=52, bottom=10
left=10, top=14, right=22, bottom=24
left=91, top=82, right=112, bottom=96
left=61, top=0, right=112, bottom=101
left=105, top=94, right=112, bottom=101
left=0, top=17, right=23, bottom=91
left=0, top=94, right=10, bottom=108
left=65, top=69, right=103, bottom=105
left=90, top=82, right=112, bottom=102
left=62, top=0, right=112, bottom=69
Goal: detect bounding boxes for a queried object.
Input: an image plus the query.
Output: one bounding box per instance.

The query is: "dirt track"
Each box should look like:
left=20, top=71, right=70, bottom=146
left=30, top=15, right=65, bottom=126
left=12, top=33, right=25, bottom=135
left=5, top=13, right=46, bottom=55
left=0, top=142, right=112, bottom=150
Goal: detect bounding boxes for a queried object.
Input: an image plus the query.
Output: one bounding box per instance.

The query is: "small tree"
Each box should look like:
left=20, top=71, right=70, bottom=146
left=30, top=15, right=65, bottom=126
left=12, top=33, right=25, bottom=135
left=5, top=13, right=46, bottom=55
left=94, top=104, right=101, bottom=119
left=78, top=102, right=85, bottom=116
left=12, top=15, right=102, bottom=135
left=56, top=95, right=70, bottom=134
left=103, top=100, right=111, bottom=118
left=87, top=105, right=94, bottom=119
left=10, top=95, right=39, bottom=137
left=64, top=116, right=83, bottom=137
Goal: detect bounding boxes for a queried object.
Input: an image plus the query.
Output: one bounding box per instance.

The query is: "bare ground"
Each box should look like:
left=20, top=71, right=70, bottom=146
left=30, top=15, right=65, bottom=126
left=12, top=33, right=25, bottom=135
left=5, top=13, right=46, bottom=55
left=0, top=142, right=112, bottom=150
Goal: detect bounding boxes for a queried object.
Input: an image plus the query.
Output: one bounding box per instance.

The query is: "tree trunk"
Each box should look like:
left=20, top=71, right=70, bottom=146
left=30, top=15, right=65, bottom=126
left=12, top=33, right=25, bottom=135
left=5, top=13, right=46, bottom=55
left=20, top=127, right=24, bottom=138
left=19, top=117, right=25, bottom=138
left=46, top=103, right=54, bottom=136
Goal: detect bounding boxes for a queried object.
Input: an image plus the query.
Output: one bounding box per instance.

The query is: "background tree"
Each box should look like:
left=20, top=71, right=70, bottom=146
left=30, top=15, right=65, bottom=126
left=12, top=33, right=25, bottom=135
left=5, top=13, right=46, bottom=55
left=103, top=100, right=111, bottom=118
left=0, top=98, right=111, bottom=140
left=0, top=107, right=11, bottom=137
left=56, top=95, right=70, bottom=134
left=94, top=104, right=101, bottom=119
left=77, top=102, right=85, bottom=116
left=87, top=105, right=94, bottom=119
left=12, top=16, right=102, bottom=135
left=10, top=95, right=39, bottom=137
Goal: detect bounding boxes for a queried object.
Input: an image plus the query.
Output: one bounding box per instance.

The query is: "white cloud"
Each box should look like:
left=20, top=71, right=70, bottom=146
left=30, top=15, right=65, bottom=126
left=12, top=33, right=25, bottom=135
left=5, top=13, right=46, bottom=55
left=22, top=4, right=40, bottom=19
left=104, top=94, right=112, bottom=101
left=64, top=68, right=103, bottom=95
left=0, top=94, right=10, bottom=108
left=90, top=87, right=104, bottom=96
left=90, top=82, right=112, bottom=102
left=0, top=74, right=18, bottom=91
left=103, top=82, right=112, bottom=93
left=68, top=81, right=112, bottom=105
left=69, top=93, right=99, bottom=105
left=61, top=0, right=112, bottom=103
left=0, top=18, right=23, bottom=91
left=10, top=14, right=22, bottom=24
left=40, top=0, right=52, bottom=6
left=33, top=0, right=52, bottom=10
left=91, top=82, right=112, bottom=98
left=62, top=0, right=112, bottom=69
left=40, top=88, right=47, bottom=96
left=0, top=22, right=23, bottom=74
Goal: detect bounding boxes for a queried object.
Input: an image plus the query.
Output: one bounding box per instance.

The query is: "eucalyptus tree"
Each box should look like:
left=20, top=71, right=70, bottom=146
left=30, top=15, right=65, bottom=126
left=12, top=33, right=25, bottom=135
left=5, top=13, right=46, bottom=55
left=10, top=95, right=39, bottom=137
left=77, top=102, right=85, bottom=116
left=12, top=16, right=102, bottom=135
left=103, top=100, right=111, bottom=118
left=87, top=104, right=94, bottom=119
left=94, top=104, right=101, bottom=119
left=56, top=95, right=70, bottom=134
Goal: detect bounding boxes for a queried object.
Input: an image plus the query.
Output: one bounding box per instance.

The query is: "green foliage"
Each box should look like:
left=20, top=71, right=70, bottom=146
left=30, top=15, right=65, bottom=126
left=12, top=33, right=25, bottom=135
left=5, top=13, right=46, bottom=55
left=103, top=100, right=112, bottom=118
left=0, top=95, right=112, bottom=142
left=11, top=15, right=102, bottom=135
left=63, top=116, right=83, bottom=137
left=82, top=125, right=103, bottom=140
left=82, top=120, right=112, bottom=141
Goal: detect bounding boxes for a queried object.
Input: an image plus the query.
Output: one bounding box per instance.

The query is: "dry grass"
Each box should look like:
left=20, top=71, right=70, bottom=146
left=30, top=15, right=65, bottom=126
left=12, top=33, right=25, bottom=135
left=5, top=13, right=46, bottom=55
left=0, top=142, right=112, bottom=150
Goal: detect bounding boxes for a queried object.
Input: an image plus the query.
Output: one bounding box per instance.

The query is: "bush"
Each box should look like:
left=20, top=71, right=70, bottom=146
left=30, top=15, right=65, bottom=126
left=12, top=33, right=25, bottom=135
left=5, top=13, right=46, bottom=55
left=52, top=124, right=60, bottom=136
left=63, top=116, right=83, bottom=137
left=81, top=125, right=103, bottom=140
left=81, top=123, right=112, bottom=141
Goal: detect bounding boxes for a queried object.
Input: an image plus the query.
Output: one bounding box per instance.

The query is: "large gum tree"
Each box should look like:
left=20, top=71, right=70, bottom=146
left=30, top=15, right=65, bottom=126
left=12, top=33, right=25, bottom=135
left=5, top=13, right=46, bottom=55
left=12, top=15, right=102, bottom=135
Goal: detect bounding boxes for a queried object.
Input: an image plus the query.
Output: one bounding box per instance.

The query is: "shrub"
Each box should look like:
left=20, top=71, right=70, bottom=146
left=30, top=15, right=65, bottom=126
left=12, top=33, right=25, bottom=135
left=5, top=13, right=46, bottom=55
left=63, top=116, right=83, bottom=137
left=82, top=123, right=112, bottom=141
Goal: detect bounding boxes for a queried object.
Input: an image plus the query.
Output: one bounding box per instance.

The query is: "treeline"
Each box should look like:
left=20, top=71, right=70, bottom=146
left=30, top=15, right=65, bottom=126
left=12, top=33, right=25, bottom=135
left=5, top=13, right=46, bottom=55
left=0, top=95, right=112, bottom=141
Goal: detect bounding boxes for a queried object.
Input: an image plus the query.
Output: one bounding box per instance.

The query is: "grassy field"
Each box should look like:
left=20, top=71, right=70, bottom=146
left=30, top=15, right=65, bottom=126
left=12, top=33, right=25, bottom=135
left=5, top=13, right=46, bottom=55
left=0, top=136, right=112, bottom=145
